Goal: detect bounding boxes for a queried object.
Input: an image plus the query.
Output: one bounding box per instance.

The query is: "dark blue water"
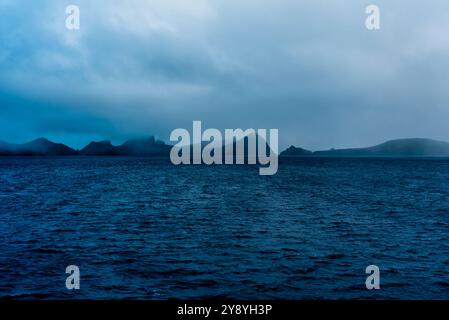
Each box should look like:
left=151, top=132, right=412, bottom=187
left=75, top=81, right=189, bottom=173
left=1, top=157, right=449, bottom=299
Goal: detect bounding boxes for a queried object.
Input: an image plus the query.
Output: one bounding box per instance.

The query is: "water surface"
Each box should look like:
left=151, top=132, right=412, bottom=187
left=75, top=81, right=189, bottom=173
left=1, top=157, right=448, bottom=299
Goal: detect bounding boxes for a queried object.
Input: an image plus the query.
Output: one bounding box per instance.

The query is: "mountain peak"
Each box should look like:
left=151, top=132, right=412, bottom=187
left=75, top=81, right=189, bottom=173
left=118, top=136, right=170, bottom=156
left=280, top=145, right=313, bottom=156
left=29, top=137, right=51, bottom=144
left=19, top=137, right=77, bottom=155
left=80, top=140, right=116, bottom=155
left=87, top=140, right=113, bottom=146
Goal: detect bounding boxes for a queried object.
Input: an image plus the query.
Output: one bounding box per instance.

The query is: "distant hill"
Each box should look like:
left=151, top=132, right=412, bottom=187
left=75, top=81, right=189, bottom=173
left=0, top=138, right=77, bottom=156
left=172, top=132, right=279, bottom=163
left=281, top=138, right=449, bottom=157
left=80, top=140, right=118, bottom=155
left=2, top=137, right=449, bottom=158
left=314, top=138, right=449, bottom=156
left=116, top=137, right=171, bottom=156
left=0, top=136, right=171, bottom=156
left=80, top=137, right=172, bottom=156
left=280, top=146, right=313, bottom=156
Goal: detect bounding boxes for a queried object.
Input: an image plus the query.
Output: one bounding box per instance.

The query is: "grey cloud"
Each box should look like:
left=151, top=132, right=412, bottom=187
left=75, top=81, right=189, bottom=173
left=1, top=0, right=449, bottom=150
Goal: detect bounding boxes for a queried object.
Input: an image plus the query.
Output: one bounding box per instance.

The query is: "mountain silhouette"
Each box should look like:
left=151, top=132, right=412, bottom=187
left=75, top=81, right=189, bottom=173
left=171, top=131, right=279, bottom=163
left=116, top=137, right=171, bottom=156
left=80, top=137, right=171, bottom=156
left=0, top=136, right=171, bottom=156
left=0, top=138, right=77, bottom=156
left=282, top=138, right=449, bottom=157
left=280, top=146, right=313, bottom=156
left=2, top=137, right=449, bottom=157
left=80, top=140, right=118, bottom=155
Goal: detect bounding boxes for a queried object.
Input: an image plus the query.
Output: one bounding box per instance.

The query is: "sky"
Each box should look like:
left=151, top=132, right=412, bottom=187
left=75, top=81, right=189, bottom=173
left=1, top=0, right=449, bottom=150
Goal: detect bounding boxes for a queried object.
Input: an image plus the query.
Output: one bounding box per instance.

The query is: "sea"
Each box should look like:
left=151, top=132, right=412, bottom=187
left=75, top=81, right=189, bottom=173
left=0, top=156, right=449, bottom=299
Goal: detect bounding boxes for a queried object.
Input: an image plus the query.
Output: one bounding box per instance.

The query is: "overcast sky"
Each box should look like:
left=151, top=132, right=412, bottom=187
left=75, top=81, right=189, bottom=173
left=1, top=0, right=449, bottom=150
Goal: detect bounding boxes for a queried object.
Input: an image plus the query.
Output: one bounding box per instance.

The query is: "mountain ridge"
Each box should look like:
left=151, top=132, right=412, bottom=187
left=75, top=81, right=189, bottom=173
left=2, top=137, right=449, bottom=157
left=0, top=136, right=170, bottom=156
left=281, top=138, right=449, bottom=157
left=0, top=137, right=77, bottom=156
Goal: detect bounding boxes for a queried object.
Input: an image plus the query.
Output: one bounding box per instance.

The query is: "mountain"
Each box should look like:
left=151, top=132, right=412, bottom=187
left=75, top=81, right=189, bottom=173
left=80, top=137, right=172, bottom=156
left=2, top=137, right=449, bottom=157
left=116, top=137, right=171, bottom=156
left=0, top=136, right=171, bottom=156
left=314, top=138, right=449, bottom=156
left=20, top=138, right=78, bottom=155
left=281, top=138, right=449, bottom=157
left=80, top=140, right=117, bottom=155
left=173, top=132, right=279, bottom=163
left=0, top=138, right=77, bottom=156
left=280, top=146, right=313, bottom=156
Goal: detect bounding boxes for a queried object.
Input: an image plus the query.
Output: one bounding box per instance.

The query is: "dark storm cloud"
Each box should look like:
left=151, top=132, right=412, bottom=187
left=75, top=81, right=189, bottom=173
left=1, top=0, right=449, bottom=149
